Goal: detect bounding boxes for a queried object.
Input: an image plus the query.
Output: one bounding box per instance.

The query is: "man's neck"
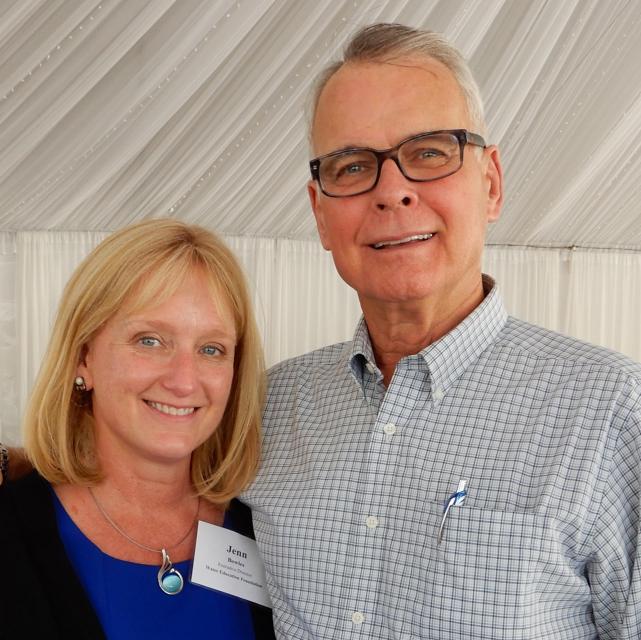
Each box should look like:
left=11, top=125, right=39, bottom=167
left=361, top=279, right=486, bottom=386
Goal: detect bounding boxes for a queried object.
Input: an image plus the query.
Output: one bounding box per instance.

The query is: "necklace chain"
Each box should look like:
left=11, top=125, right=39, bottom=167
left=89, top=487, right=200, bottom=554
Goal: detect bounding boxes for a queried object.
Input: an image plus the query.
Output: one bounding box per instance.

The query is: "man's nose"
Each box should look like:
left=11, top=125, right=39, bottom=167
left=373, top=158, right=418, bottom=210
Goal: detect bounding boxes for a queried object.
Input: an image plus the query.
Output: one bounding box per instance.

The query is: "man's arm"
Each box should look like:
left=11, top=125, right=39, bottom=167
left=0, top=445, right=32, bottom=484
left=587, top=387, right=641, bottom=639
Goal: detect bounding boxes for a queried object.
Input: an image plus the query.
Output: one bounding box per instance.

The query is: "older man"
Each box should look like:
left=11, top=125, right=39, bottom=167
left=242, top=23, right=641, bottom=639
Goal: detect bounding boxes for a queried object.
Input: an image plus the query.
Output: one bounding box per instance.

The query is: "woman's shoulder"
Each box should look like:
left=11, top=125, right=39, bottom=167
left=0, top=470, right=106, bottom=639
left=0, top=469, right=52, bottom=563
left=0, top=469, right=52, bottom=520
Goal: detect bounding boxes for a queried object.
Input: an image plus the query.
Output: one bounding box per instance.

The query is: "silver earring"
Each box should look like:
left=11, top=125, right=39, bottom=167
left=74, top=376, right=87, bottom=392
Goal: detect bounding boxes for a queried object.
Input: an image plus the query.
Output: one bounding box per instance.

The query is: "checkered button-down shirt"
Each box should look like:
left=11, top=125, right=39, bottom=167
left=243, top=278, right=641, bottom=639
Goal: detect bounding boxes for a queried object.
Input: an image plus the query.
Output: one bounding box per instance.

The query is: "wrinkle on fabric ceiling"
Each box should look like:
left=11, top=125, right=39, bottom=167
left=0, top=0, right=640, bottom=250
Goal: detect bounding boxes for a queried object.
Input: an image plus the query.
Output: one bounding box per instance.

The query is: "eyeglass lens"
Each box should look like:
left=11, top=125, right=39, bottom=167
left=319, top=132, right=463, bottom=197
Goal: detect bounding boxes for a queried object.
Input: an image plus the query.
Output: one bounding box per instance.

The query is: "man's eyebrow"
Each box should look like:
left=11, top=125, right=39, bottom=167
left=324, top=131, right=435, bottom=156
left=324, top=143, right=372, bottom=155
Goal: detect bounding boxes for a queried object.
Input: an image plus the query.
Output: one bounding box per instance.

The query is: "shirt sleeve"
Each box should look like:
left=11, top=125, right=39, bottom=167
left=587, top=379, right=641, bottom=639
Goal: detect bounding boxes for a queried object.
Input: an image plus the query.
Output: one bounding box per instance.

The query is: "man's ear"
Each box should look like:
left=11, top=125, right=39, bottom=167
left=483, top=145, right=503, bottom=223
left=308, top=180, right=332, bottom=250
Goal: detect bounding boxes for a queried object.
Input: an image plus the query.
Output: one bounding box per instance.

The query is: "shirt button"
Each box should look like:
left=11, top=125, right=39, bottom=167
left=383, top=422, right=396, bottom=435
left=365, top=515, right=379, bottom=529
left=352, top=611, right=365, bottom=624
left=433, top=387, right=445, bottom=401
left=365, top=362, right=376, bottom=374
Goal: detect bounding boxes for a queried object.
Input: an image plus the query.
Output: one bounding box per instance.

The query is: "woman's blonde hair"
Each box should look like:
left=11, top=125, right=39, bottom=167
left=24, top=218, right=265, bottom=504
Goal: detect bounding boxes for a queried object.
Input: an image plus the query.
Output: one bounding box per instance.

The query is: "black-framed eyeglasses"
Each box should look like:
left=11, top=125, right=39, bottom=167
left=309, top=129, right=486, bottom=198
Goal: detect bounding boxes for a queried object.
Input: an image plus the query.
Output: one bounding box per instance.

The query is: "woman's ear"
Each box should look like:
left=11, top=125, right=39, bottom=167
left=75, top=344, right=93, bottom=390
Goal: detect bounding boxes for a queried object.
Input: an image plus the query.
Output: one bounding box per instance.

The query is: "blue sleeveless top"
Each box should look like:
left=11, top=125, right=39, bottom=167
left=53, top=492, right=256, bottom=639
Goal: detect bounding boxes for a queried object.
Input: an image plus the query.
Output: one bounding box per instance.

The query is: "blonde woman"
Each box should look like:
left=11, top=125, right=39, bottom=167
left=0, top=220, right=274, bottom=639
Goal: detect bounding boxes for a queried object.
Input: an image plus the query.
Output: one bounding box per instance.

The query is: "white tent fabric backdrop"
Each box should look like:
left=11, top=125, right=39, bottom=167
left=1, top=0, right=640, bottom=441
left=0, top=232, right=639, bottom=444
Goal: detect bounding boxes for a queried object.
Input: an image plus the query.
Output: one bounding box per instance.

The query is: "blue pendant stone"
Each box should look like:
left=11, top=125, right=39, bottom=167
left=162, top=573, right=183, bottom=594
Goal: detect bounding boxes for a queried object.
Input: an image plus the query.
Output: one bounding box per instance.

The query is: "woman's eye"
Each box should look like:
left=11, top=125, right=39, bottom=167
left=201, top=344, right=222, bottom=357
left=139, top=336, right=161, bottom=347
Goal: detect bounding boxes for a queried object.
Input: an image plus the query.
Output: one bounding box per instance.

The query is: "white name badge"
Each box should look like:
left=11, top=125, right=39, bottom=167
left=190, top=521, right=271, bottom=608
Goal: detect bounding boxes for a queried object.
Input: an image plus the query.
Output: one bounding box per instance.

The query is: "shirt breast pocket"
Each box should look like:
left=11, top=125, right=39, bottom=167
left=396, top=503, right=590, bottom=639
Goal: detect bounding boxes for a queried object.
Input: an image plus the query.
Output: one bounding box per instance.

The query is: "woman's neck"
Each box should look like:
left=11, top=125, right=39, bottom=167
left=53, top=456, right=223, bottom=564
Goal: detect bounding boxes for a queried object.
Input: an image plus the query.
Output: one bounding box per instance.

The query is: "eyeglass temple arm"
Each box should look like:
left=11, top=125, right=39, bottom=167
left=465, top=131, right=487, bottom=148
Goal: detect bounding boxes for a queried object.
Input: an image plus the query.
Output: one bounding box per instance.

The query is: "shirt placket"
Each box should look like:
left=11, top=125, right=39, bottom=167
left=340, top=361, right=428, bottom=637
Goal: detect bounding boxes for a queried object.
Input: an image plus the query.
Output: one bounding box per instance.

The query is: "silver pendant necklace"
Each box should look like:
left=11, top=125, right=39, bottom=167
left=89, top=487, right=200, bottom=595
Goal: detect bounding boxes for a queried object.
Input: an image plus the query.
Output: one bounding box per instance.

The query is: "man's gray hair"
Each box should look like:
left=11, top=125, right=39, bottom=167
left=310, top=23, right=487, bottom=139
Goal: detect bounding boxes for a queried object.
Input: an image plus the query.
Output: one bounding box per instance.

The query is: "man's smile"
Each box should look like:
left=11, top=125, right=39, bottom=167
left=371, top=233, right=435, bottom=249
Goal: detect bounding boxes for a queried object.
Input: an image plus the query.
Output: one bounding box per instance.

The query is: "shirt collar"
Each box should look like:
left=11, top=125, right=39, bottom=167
left=349, top=316, right=380, bottom=386
left=348, top=275, right=508, bottom=396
